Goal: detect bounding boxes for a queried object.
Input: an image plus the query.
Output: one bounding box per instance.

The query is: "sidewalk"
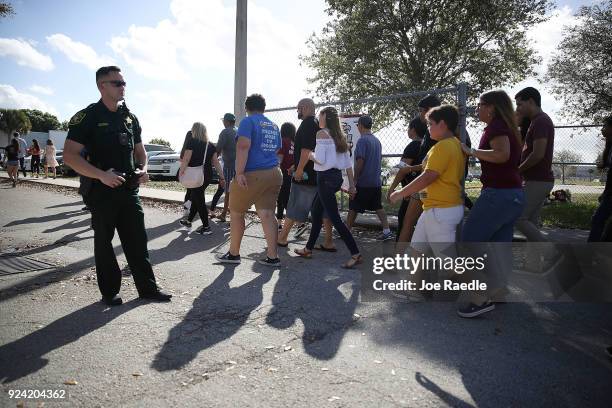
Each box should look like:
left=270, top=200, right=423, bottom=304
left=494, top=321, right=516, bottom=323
left=1, top=172, right=589, bottom=241
left=0, top=172, right=397, bottom=228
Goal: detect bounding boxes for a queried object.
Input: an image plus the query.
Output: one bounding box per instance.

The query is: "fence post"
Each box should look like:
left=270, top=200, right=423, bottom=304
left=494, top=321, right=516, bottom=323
left=457, top=83, right=468, bottom=212
left=340, top=103, right=346, bottom=211
left=457, top=82, right=468, bottom=144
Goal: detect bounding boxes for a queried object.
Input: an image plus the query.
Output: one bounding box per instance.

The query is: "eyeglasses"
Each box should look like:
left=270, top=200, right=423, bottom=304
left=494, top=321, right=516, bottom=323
left=102, top=80, right=126, bottom=87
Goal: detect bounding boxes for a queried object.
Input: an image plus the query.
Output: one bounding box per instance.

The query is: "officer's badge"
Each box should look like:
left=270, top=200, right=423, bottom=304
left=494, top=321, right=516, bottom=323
left=69, top=110, right=86, bottom=126
left=126, top=117, right=132, bottom=126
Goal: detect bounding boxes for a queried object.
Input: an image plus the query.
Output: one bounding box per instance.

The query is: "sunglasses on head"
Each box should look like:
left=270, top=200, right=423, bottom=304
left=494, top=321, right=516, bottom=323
left=102, top=80, right=126, bottom=87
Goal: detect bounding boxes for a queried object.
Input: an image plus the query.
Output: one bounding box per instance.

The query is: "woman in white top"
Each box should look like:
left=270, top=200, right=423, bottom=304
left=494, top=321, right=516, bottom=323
left=294, top=106, right=362, bottom=268
left=44, top=139, right=58, bottom=179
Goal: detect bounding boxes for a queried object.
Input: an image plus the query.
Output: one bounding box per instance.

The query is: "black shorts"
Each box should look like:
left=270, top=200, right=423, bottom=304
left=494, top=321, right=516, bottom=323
left=349, top=186, right=383, bottom=213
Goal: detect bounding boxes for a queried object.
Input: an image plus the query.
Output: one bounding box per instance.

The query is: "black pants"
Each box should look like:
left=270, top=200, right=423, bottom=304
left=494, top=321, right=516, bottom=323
left=276, top=170, right=292, bottom=219
left=187, top=184, right=210, bottom=226
left=210, top=184, right=225, bottom=211
left=88, top=186, right=158, bottom=298
left=19, top=157, right=26, bottom=177
left=306, top=169, right=359, bottom=255
left=588, top=194, right=612, bottom=242
left=31, top=155, right=40, bottom=175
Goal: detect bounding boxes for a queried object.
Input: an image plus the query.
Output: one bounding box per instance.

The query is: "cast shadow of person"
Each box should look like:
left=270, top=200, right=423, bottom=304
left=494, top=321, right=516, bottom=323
left=264, top=259, right=359, bottom=360
left=367, top=301, right=612, bottom=407
left=151, top=263, right=273, bottom=372
left=0, top=300, right=141, bottom=383
left=147, top=224, right=230, bottom=265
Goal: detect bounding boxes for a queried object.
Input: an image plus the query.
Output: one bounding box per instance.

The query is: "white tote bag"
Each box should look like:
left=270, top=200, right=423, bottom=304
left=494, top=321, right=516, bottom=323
left=179, top=142, right=208, bottom=189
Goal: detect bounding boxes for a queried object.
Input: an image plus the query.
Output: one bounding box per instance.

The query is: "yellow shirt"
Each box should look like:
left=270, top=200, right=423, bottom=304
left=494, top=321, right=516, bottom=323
left=421, top=137, right=464, bottom=210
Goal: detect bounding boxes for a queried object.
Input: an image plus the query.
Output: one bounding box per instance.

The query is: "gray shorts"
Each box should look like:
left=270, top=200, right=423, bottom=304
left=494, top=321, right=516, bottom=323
left=286, top=183, right=317, bottom=222
left=223, top=165, right=236, bottom=193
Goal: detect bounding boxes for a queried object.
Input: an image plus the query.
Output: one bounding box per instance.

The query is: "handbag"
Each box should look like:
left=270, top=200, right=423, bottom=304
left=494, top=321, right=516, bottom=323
left=179, top=142, right=208, bottom=188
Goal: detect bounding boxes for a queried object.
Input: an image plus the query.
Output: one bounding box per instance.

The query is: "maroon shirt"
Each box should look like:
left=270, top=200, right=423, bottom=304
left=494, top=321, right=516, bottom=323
left=479, top=118, right=522, bottom=189
left=521, top=112, right=555, bottom=182
left=278, top=137, right=294, bottom=171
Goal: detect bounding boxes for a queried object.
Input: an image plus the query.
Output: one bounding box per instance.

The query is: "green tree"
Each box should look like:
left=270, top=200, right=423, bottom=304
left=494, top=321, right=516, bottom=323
left=148, top=138, right=171, bottom=147
left=60, top=120, right=70, bottom=131
left=546, top=1, right=612, bottom=122
left=553, top=149, right=583, bottom=182
left=21, top=109, right=61, bottom=132
left=0, top=108, right=31, bottom=139
left=0, top=2, right=15, bottom=19
left=303, top=0, right=549, bottom=123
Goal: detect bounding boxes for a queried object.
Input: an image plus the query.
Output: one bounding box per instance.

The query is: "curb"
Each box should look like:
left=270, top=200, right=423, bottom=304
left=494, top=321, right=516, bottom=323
left=1, top=175, right=397, bottom=230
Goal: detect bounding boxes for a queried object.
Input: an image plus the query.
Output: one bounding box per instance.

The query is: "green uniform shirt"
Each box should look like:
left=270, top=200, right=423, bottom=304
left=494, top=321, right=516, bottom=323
left=66, top=100, right=142, bottom=174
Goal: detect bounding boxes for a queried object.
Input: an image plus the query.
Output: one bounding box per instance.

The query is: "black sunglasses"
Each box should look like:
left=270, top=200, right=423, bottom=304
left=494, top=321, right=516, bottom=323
left=103, top=80, right=126, bottom=87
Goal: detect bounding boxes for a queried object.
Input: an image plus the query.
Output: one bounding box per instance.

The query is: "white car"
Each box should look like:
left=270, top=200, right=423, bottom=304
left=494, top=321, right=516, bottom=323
left=144, top=143, right=175, bottom=159
left=147, top=153, right=181, bottom=180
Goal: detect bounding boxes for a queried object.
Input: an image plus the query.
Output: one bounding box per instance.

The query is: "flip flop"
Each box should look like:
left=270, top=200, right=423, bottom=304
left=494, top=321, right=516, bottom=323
left=313, top=244, right=337, bottom=252
left=293, top=248, right=312, bottom=258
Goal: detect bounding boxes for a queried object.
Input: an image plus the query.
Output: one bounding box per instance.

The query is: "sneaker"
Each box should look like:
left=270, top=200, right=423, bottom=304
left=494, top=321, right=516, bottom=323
left=195, top=226, right=213, bottom=235
left=215, top=251, right=241, bottom=264
left=258, top=256, right=281, bottom=267
left=179, top=219, right=192, bottom=228
left=102, top=295, right=123, bottom=306
left=457, top=301, right=495, bottom=318
left=295, top=223, right=309, bottom=238
left=377, top=231, right=394, bottom=241
left=139, top=291, right=172, bottom=302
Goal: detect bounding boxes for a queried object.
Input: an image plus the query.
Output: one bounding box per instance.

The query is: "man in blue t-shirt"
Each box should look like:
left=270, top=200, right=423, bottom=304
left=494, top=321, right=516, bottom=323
left=346, top=115, right=393, bottom=241
left=215, top=93, right=283, bottom=267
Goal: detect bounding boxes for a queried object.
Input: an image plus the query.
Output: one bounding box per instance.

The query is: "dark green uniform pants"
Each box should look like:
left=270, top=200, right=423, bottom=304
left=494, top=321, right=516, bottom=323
left=88, top=186, right=158, bottom=298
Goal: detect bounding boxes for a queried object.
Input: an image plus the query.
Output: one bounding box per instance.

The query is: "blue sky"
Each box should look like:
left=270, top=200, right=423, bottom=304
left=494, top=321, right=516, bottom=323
left=0, top=0, right=601, bottom=152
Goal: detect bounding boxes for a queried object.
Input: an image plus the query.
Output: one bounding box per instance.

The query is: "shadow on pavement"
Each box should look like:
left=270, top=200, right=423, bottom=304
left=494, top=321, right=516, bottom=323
left=265, top=255, right=359, bottom=360
left=0, top=300, right=142, bottom=383
left=365, top=301, right=612, bottom=407
left=152, top=264, right=273, bottom=371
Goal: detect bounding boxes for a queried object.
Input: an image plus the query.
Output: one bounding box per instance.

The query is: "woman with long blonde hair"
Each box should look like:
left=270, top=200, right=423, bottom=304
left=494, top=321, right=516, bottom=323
left=179, top=122, right=225, bottom=235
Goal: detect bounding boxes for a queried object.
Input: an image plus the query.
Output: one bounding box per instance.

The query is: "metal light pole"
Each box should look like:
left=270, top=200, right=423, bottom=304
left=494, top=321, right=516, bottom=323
left=234, top=0, right=247, bottom=123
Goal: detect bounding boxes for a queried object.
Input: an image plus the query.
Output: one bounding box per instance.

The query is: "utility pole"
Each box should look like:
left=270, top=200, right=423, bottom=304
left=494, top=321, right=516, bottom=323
left=234, top=0, right=247, bottom=123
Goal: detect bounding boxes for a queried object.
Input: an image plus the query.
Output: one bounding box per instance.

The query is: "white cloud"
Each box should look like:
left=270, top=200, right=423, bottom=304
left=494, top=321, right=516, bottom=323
left=0, top=84, right=58, bottom=115
left=108, top=0, right=326, bottom=106
left=130, top=87, right=232, bottom=150
left=29, top=84, right=54, bottom=96
left=0, top=38, right=54, bottom=71
left=527, top=6, right=580, bottom=77
left=47, top=33, right=115, bottom=70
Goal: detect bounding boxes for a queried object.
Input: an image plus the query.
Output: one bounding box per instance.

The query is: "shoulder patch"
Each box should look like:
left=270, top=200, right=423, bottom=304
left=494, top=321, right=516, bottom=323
left=69, top=110, right=87, bottom=126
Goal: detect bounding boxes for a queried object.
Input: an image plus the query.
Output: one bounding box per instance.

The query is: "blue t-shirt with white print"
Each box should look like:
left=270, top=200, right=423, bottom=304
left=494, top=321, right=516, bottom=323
left=236, top=113, right=281, bottom=172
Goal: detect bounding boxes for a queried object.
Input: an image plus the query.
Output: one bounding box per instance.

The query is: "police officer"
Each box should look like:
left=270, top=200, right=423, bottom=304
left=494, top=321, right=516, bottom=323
left=64, top=65, right=172, bottom=306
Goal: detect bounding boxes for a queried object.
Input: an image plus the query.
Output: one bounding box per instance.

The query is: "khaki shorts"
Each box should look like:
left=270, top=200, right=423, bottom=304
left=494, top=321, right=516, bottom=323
left=229, top=167, right=283, bottom=213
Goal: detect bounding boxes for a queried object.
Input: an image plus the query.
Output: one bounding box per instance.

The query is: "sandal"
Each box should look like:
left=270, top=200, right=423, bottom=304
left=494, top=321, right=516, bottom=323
left=313, top=244, right=337, bottom=252
left=342, top=254, right=362, bottom=269
left=293, top=248, right=312, bottom=258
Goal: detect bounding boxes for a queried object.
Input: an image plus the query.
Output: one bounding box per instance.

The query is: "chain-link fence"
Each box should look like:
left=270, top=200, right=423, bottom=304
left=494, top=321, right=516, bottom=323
left=266, top=88, right=605, bottom=214
left=465, top=124, right=605, bottom=205
left=266, top=84, right=468, bottom=213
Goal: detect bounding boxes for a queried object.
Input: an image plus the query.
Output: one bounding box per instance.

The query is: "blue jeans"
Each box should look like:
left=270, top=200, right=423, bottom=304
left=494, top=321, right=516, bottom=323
left=306, top=169, right=359, bottom=255
left=462, top=188, right=524, bottom=242
left=588, top=194, right=612, bottom=242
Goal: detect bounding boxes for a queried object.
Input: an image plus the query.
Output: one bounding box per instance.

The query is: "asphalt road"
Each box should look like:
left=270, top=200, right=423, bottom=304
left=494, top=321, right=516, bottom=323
left=0, top=181, right=611, bottom=407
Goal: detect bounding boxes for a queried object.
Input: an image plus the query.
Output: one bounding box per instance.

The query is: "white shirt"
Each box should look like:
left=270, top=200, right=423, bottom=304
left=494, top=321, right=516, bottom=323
left=311, top=131, right=352, bottom=171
